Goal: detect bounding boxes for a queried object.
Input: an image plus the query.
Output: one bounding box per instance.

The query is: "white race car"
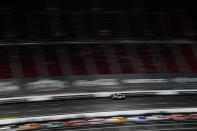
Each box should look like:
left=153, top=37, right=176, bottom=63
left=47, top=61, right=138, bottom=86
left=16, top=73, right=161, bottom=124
left=111, top=93, right=126, bottom=100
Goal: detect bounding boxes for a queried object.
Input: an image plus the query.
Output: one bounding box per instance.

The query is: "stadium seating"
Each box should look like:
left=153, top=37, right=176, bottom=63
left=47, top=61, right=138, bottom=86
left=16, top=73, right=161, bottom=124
left=0, top=44, right=196, bottom=79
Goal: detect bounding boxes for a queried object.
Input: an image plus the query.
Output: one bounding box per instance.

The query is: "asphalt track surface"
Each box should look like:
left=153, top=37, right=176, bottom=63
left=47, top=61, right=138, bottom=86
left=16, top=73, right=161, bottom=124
left=0, top=95, right=197, bottom=118
left=2, top=82, right=197, bottom=98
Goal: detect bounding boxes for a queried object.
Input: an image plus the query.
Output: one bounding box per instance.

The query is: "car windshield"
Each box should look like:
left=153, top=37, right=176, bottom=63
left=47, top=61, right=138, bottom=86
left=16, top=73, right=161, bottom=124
left=0, top=0, right=197, bottom=131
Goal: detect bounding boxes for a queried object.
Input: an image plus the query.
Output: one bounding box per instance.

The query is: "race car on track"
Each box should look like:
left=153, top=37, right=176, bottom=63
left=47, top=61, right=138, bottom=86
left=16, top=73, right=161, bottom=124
left=167, top=115, right=190, bottom=120
left=127, top=116, right=150, bottom=122
left=64, top=120, right=88, bottom=126
left=189, top=114, right=197, bottom=119
left=87, top=118, right=106, bottom=125
left=43, top=122, right=64, bottom=128
left=106, top=117, right=128, bottom=123
left=111, top=93, right=126, bottom=100
left=0, top=126, right=13, bottom=131
left=18, top=123, right=42, bottom=130
left=147, top=115, right=168, bottom=121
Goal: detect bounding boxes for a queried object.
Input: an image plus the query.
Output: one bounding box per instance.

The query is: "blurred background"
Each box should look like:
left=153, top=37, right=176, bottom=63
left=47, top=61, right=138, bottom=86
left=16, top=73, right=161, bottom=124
left=1, top=1, right=197, bottom=131
left=0, top=0, right=196, bottom=42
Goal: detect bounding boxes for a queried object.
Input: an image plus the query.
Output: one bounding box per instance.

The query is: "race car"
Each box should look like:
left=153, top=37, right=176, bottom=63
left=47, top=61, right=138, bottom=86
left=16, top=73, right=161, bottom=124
left=167, top=115, right=190, bottom=120
left=42, top=122, right=64, bottom=128
left=111, top=93, right=126, bottom=100
left=64, top=120, right=88, bottom=126
left=106, top=117, right=128, bottom=123
left=0, top=126, right=12, bottom=131
left=18, top=123, right=42, bottom=130
left=127, top=116, right=150, bottom=122
left=189, top=114, right=197, bottom=119
left=147, top=115, right=168, bottom=121
left=87, top=118, right=106, bottom=125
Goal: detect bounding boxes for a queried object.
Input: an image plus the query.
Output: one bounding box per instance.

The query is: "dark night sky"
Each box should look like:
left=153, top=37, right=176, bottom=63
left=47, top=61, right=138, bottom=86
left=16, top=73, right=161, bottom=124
left=0, top=0, right=196, bottom=41
left=0, top=0, right=196, bottom=12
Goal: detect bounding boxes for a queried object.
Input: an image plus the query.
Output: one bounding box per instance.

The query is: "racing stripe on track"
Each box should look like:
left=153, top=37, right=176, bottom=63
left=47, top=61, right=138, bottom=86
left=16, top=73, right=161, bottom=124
left=179, top=44, right=197, bottom=73
left=18, top=46, right=38, bottom=78
left=0, top=47, right=12, bottom=79
left=67, top=45, right=88, bottom=75
left=42, top=45, right=63, bottom=76
left=160, top=45, right=181, bottom=73
left=90, top=44, right=111, bottom=74
left=137, top=44, right=157, bottom=73
left=112, top=44, right=135, bottom=74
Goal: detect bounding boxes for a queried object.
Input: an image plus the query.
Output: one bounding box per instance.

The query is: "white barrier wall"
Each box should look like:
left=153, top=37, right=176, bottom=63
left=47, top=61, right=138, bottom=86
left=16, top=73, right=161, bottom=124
left=1, top=108, right=197, bottom=125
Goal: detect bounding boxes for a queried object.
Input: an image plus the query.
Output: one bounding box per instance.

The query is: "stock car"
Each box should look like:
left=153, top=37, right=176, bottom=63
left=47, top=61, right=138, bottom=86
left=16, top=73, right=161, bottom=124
left=43, top=122, right=64, bottom=128
left=106, top=117, right=128, bottom=123
left=167, top=115, right=190, bottom=120
left=64, top=120, right=88, bottom=126
left=189, top=114, right=197, bottom=119
left=147, top=115, right=168, bottom=121
left=111, top=93, right=126, bottom=100
left=87, top=118, right=106, bottom=125
left=127, top=116, right=150, bottom=122
left=18, top=123, right=42, bottom=130
left=0, top=126, right=13, bottom=131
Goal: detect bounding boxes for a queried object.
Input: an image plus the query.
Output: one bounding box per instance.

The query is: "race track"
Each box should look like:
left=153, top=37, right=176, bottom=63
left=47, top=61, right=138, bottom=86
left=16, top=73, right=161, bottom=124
left=1, top=95, right=197, bottom=118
